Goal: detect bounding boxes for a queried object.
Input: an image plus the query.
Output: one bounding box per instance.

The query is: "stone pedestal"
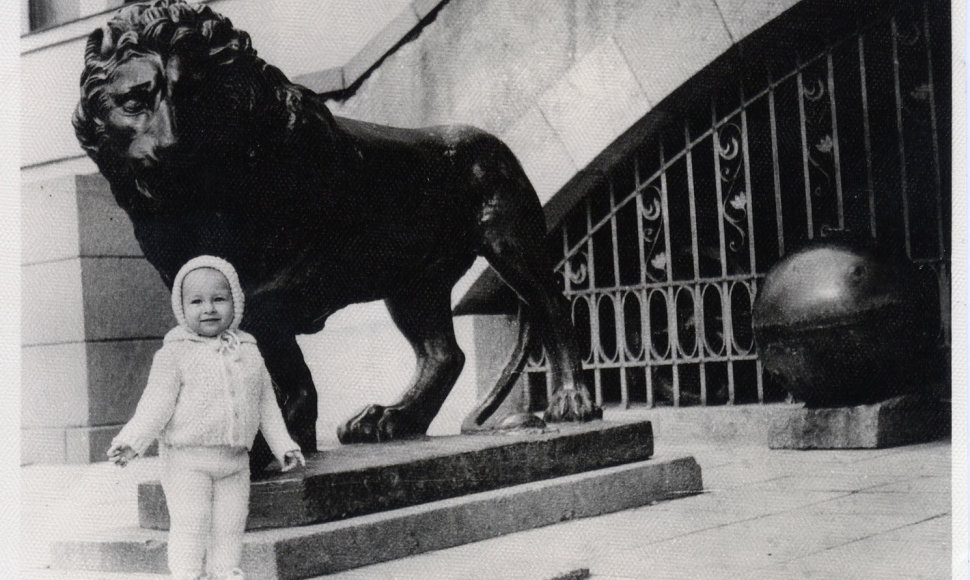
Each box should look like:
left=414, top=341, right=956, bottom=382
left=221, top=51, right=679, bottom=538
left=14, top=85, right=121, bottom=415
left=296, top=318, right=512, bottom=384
left=768, top=395, right=949, bottom=449
left=140, top=420, right=657, bottom=530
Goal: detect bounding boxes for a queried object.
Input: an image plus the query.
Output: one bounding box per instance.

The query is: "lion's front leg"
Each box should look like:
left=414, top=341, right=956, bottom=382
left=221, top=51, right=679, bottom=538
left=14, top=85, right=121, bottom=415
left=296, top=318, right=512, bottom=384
left=338, top=286, right=465, bottom=444
left=246, top=320, right=319, bottom=471
left=259, top=334, right=319, bottom=450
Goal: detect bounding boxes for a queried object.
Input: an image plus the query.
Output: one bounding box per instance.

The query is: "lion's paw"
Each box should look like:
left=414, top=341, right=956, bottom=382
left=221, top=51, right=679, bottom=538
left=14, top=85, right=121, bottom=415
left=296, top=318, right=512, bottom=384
left=337, top=405, right=428, bottom=444
left=337, top=404, right=386, bottom=443
left=542, top=387, right=603, bottom=423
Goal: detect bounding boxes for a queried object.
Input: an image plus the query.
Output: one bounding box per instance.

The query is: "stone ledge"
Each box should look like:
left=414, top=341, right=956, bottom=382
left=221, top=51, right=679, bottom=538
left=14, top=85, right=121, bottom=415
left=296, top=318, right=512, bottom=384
left=295, top=0, right=447, bottom=94
left=53, top=455, right=702, bottom=578
left=22, top=424, right=122, bottom=465
left=768, top=396, right=950, bottom=449
left=140, top=420, right=655, bottom=530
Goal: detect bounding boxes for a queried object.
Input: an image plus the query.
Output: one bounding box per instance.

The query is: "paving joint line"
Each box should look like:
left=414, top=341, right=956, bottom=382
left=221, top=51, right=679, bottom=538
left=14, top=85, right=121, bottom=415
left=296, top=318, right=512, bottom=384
left=633, top=489, right=867, bottom=547
left=768, top=512, right=951, bottom=566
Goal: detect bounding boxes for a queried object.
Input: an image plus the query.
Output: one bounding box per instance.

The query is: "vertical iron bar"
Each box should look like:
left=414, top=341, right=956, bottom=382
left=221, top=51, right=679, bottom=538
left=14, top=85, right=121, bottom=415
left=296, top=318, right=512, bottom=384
left=618, top=293, right=629, bottom=408
left=583, top=197, right=601, bottom=404
left=919, top=2, right=948, bottom=345
left=659, top=136, right=680, bottom=406
left=585, top=197, right=596, bottom=288
left=740, top=90, right=758, bottom=276
left=756, top=357, right=765, bottom=403
left=610, top=179, right=622, bottom=289
left=635, top=181, right=649, bottom=287
left=939, top=263, right=951, bottom=347
left=739, top=100, right=764, bottom=401
left=797, top=67, right=816, bottom=238
left=891, top=16, right=913, bottom=259
left=921, top=2, right=945, bottom=260
left=562, top=227, right=571, bottom=293
left=725, top=293, right=736, bottom=403
left=712, top=102, right=736, bottom=404
left=634, top=159, right=656, bottom=407
left=594, top=368, right=602, bottom=407
left=699, top=362, right=708, bottom=405
left=769, top=87, right=786, bottom=256
left=696, top=282, right=707, bottom=404
left=558, top=224, right=570, bottom=388
left=859, top=34, right=878, bottom=238
left=712, top=103, right=730, bottom=278
left=590, top=284, right=603, bottom=405
left=685, top=128, right=702, bottom=281
left=608, top=180, right=628, bottom=406
left=683, top=123, right=704, bottom=402
left=750, top=276, right=764, bottom=401
left=643, top=288, right=654, bottom=407
left=827, top=52, right=846, bottom=229
left=633, top=157, right=655, bottom=408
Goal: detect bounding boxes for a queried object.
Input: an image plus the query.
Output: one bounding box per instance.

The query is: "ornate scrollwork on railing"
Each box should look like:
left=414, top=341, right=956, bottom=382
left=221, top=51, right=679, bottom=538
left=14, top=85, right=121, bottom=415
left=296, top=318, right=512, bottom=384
left=639, top=185, right=667, bottom=282
left=895, top=3, right=923, bottom=46
left=803, top=76, right=826, bottom=102
left=895, top=4, right=934, bottom=128
left=530, top=0, right=945, bottom=410
left=565, top=251, right=588, bottom=288
left=803, top=74, right=836, bottom=199
left=800, top=68, right=839, bottom=238
left=717, top=122, right=749, bottom=256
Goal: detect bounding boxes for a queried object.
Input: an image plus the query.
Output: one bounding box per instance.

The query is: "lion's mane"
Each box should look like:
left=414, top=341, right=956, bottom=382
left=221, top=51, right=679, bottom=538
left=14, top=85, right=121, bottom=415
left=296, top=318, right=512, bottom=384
left=72, top=0, right=306, bottom=179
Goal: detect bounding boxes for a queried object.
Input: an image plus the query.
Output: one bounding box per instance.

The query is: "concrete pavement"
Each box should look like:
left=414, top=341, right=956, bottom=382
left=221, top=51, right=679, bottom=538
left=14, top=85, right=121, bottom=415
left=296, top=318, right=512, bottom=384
left=21, top=406, right=955, bottom=579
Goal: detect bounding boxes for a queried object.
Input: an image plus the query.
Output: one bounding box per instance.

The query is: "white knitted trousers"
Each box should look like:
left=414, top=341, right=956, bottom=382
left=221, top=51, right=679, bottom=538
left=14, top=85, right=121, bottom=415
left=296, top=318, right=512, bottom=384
left=161, top=445, right=250, bottom=580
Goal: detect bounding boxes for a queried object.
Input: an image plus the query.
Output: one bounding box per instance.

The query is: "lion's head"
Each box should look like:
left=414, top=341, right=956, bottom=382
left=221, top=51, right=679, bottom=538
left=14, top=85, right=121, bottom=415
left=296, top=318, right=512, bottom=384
left=73, top=0, right=305, bottom=206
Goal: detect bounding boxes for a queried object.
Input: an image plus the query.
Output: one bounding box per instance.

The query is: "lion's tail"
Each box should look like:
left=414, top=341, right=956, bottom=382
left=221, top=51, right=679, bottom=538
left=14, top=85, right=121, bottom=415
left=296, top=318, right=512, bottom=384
left=460, top=303, right=534, bottom=431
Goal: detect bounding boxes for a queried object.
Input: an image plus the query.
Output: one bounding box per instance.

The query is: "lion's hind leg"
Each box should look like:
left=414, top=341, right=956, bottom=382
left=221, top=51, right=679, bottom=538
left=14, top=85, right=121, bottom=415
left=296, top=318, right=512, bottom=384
left=476, top=215, right=601, bottom=426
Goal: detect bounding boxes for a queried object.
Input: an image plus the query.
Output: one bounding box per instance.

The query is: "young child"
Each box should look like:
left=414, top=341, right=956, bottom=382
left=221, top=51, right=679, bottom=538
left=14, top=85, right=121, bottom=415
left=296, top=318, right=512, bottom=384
left=107, top=255, right=306, bottom=580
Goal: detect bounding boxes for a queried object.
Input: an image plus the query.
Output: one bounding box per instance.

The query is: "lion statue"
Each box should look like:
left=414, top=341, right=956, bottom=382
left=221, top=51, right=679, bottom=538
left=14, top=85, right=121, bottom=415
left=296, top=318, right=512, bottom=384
left=74, top=0, right=600, bottom=469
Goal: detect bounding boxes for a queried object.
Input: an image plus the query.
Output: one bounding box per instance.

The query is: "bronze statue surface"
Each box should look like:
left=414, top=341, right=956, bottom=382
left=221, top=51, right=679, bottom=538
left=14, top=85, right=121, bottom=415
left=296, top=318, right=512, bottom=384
left=74, top=0, right=599, bottom=466
left=752, top=239, right=937, bottom=406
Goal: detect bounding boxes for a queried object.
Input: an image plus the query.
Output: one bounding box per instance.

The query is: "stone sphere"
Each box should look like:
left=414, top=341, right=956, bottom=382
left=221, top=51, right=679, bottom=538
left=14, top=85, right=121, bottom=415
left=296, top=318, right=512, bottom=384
left=752, top=241, right=932, bottom=407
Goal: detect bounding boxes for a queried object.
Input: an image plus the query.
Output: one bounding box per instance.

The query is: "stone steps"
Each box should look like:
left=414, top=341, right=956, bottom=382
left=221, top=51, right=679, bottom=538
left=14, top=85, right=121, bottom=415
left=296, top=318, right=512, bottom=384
left=52, top=454, right=702, bottom=579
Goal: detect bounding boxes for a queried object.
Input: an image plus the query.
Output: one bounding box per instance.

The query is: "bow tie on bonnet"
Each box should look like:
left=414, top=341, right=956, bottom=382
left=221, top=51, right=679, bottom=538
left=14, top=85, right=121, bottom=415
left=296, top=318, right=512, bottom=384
left=171, top=255, right=246, bottom=357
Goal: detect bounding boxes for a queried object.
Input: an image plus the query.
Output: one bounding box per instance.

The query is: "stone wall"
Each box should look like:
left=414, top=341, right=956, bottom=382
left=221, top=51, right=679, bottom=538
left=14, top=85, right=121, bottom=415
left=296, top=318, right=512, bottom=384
left=21, top=173, right=172, bottom=462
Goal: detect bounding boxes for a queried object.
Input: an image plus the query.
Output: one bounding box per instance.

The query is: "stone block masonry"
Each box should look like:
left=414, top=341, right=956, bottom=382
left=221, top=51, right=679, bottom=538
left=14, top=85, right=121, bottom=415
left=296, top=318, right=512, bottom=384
left=769, top=395, right=950, bottom=449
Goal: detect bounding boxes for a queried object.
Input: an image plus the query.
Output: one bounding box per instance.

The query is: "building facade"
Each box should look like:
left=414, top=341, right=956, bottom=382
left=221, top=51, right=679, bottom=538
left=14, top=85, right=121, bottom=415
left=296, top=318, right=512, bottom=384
left=20, top=0, right=951, bottom=463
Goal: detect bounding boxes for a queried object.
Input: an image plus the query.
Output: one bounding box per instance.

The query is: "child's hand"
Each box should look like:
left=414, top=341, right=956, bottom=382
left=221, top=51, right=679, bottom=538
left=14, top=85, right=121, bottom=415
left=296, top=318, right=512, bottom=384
left=281, top=449, right=306, bottom=472
left=107, top=443, right=137, bottom=467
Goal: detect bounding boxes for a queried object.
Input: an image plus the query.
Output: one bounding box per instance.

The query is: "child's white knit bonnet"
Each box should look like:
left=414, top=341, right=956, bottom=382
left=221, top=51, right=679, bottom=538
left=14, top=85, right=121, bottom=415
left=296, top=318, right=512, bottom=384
left=171, top=255, right=246, bottom=333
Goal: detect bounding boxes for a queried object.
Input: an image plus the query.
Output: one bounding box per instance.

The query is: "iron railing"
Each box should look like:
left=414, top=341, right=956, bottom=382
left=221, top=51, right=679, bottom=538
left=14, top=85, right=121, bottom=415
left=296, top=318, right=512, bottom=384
left=526, top=1, right=949, bottom=410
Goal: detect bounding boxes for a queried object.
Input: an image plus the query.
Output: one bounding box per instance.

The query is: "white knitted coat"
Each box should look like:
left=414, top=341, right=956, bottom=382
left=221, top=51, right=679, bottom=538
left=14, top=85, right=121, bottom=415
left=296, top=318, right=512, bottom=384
left=112, top=256, right=300, bottom=465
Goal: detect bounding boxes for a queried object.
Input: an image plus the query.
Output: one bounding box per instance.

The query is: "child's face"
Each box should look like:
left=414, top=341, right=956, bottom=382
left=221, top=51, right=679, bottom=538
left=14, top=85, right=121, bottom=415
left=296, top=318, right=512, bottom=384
left=182, top=268, right=234, bottom=337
